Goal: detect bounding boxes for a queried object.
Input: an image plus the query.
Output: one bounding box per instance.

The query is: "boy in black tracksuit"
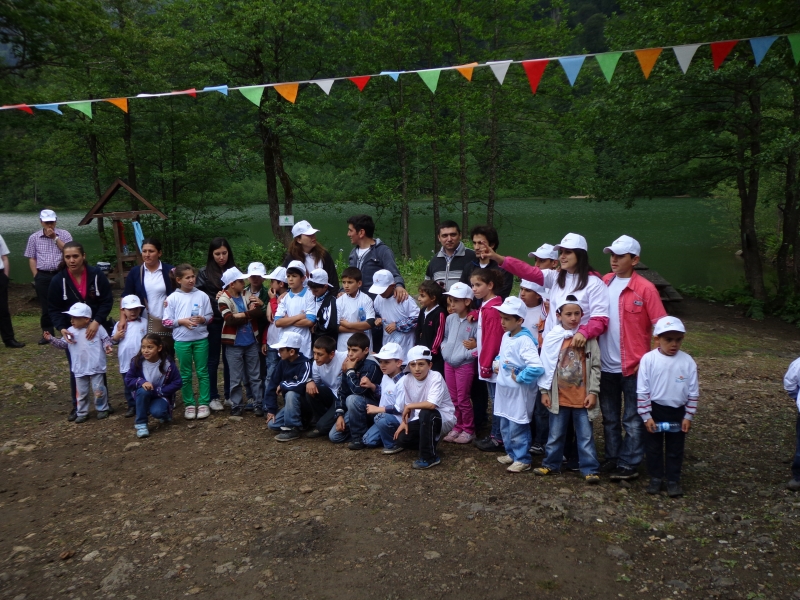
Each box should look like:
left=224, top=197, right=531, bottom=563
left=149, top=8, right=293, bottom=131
left=307, top=269, right=338, bottom=345
left=263, top=332, right=313, bottom=433
left=329, top=332, right=383, bottom=450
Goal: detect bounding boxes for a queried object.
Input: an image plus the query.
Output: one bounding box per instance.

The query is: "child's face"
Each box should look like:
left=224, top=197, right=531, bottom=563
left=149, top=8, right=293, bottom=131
left=610, top=252, right=639, bottom=276
left=380, top=284, right=396, bottom=299
left=177, top=272, right=196, bottom=290
left=558, top=304, right=582, bottom=330
left=656, top=331, right=684, bottom=356
left=71, top=316, right=91, bottom=329
left=379, top=358, right=403, bottom=377
left=408, top=359, right=432, bottom=381
left=249, top=275, right=264, bottom=288
left=312, top=347, right=335, bottom=366
left=470, top=277, right=492, bottom=300
left=519, top=288, right=541, bottom=308
left=417, top=290, right=434, bottom=308
left=228, top=279, right=245, bottom=294
left=122, top=307, right=142, bottom=320
left=534, top=257, right=558, bottom=270
left=341, top=276, right=361, bottom=296
left=278, top=347, right=299, bottom=360
left=309, top=283, right=328, bottom=298
left=500, top=314, right=523, bottom=333
left=559, top=249, right=578, bottom=272
left=447, top=296, right=469, bottom=315
left=286, top=272, right=305, bottom=290
left=270, top=279, right=287, bottom=294
left=347, top=345, right=370, bottom=362
left=141, top=339, right=161, bottom=361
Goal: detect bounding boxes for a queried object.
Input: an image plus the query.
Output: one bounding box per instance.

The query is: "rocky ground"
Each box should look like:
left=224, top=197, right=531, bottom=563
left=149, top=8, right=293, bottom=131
left=1, top=284, right=800, bottom=599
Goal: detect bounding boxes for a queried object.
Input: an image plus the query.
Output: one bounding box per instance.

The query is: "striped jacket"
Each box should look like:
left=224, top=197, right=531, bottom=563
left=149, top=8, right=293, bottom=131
left=218, top=290, right=262, bottom=345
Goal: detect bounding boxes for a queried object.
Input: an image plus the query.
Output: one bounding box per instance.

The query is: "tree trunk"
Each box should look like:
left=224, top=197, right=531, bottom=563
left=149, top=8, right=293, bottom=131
left=274, top=137, right=294, bottom=246
left=87, top=132, right=105, bottom=243
left=487, top=87, right=498, bottom=227
left=777, top=149, right=799, bottom=299
left=259, top=111, right=283, bottom=244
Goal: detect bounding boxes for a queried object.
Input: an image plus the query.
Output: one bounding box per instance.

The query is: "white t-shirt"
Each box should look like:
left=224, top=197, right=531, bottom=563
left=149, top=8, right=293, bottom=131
left=378, top=373, right=406, bottom=410
left=112, top=311, right=148, bottom=373
left=143, top=263, right=168, bottom=319
left=373, top=294, right=419, bottom=357
left=599, top=276, right=629, bottom=373
left=275, top=287, right=316, bottom=357
left=522, top=305, right=539, bottom=333
left=636, top=349, right=699, bottom=411
left=336, top=291, right=375, bottom=352
left=0, top=234, right=9, bottom=265
left=541, top=270, right=610, bottom=338
left=400, top=370, right=456, bottom=435
left=142, top=359, right=166, bottom=389
left=163, top=288, right=213, bottom=342
left=312, top=351, right=346, bottom=397
left=66, top=326, right=110, bottom=377
left=304, top=254, right=323, bottom=276
left=494, top=331, right=542, bottom=424
left=784, top=357, right=800, bottom=412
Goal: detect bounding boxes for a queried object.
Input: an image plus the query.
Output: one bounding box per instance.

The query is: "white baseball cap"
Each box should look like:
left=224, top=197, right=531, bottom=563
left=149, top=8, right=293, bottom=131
left=246, top=262, right=267, bottom=277
left=63, top=302, right=92, bottom=318
left=528, top=243, right=558, bottom=261
left=270, top=331, right=304, bottom=350
left=603, top=235, right=641, bottom=257
left=374, top=342, right=405, bottom=361
left=368, top=269, right=395, bottom=294
left=493, top=296, right=527, bottom=318
left=291, top=220, right=319, bottom=238
left=120, top=295, right=145, bottom=310
left=266, top=266, right=288, bottom=283
left=653, top=316, right=686, bottom=336
left=443, top=281, right=474, bottom=300
left=554, top=232, right=588, bottom=252
left=407, top=345, right=433, bottom=363
left=285, top=260, right=307, bottom=276
left=556, top=293, right=583, bottom=313
left=308, top=268, right=332, bottom=287
left=519, top=280, right=547, bottom=297
left=221, top=267, right=248, bottom=289
left=39, top=209, right=57, bottom=222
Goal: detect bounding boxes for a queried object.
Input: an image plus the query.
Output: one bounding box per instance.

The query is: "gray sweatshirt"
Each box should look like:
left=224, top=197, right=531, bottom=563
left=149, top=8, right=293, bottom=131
left=441, top=313, right=478, bottom=368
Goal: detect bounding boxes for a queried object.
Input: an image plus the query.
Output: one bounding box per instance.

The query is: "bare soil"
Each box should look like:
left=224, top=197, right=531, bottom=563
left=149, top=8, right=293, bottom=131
left=2, top=283, right=800, bottom=599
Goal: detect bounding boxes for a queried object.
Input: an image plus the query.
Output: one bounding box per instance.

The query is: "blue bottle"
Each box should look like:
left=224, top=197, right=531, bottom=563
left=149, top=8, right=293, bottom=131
left=191, top=303, right=200, bottom=318
left=358, top=307, right=366, bottom=321
left=655, top=422, right=682, bottom=433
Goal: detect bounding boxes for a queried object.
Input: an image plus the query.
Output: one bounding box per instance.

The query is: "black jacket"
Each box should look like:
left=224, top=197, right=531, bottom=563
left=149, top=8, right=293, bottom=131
left=196, top=267, right=223, bottom=318
left=425, top=243, right=476, bottom=291
left=48, top=265, right=114, bottom=333
left=282, top=251, right=340, bottom=291
left=335, top=356, right=382, bottom=413
left=311, top=290, right=338, bottom=344
left=263, top=354, right=313, bottom=415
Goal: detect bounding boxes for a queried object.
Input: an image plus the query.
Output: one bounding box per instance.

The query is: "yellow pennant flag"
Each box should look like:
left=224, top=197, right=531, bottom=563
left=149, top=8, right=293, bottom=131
left=105, top=98, right=129, bottom=113
left=635, top=48, right=663, bottom=79
left=275, top=83, right=299, bottom=104
left=455, top=62, right=479, bottom=81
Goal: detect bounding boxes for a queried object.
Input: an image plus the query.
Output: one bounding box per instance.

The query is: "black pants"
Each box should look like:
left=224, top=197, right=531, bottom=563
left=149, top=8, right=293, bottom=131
left=395, top=408, right=442, bottom=461
left=302, top=386, right=338, bottom=433
left=34, top=270, right=56, bottom=334
left=644, top=403, right=686, bottom=482
left=0, top=271, right=16, bottom=343
left=471, top=364, right=489, bottom=430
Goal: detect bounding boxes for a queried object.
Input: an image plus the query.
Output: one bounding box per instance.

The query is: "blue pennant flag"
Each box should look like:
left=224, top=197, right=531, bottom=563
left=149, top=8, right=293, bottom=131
left=558, top=56, right=586, bottom=86
left=34, top=104, right=63, bottom=115
left=380, top=71, right=402, bottom=81
left=202, top=85, right=229, bottom=95
left=749, top=36, right=778, bottom=66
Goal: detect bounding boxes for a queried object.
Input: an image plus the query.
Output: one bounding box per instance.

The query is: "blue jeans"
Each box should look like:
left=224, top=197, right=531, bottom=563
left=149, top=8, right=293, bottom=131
left=793, top=414, right=800, bottom=481
left=372, top=413, right=402, bottom=448
left=329, top=413, right=351, bottom=443
left=599, top=372, right=643, bottom=469
left=134, top=387, right=170, bottom=426
left=328, top=395, right=374, bottom=443
left=122, top=377, right=135, bottom=409
left=268, top=391, right=303, bottom=430
left=500, top=417, right=532, bottom=464
left=543, top=407, right=600, bottom=476
left=264, top=349, right=280, bottom=399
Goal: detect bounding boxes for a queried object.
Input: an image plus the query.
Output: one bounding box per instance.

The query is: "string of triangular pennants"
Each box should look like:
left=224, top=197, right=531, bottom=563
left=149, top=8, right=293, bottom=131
left=3, top=33, right=799, bottom=118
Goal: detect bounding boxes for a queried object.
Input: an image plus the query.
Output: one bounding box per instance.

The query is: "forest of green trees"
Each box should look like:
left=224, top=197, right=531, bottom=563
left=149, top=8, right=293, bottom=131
left=1, top=0, right=799, bottom=311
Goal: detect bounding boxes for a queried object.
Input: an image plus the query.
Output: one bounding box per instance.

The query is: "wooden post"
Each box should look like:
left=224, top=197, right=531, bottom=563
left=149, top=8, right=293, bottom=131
left=110, top=219, right=124, bottom=289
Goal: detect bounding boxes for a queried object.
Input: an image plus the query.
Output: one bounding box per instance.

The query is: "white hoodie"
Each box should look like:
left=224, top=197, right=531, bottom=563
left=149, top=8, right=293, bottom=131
left=162, top=288, right=213, bottom=342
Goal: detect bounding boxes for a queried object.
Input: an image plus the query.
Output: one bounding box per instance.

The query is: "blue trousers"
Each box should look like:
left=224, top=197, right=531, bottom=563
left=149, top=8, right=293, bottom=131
left=134, top=387, right=171, bottom=426
left=268, top=391, right=304, bottom=430
left=543, top=407, right=600, bottom=476
left=599, top=372, right=643, bottom=469
left=328, top=395, right=374, bottom=443
left=500, top=417, right=532, bottom=464
left=370, top=413, right=402, bottom=448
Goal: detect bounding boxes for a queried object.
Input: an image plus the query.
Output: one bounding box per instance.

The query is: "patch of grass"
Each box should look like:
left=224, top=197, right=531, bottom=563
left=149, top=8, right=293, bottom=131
left=721, top=559, right=738, bottom=568
left=626, top=516, right=651, bottom=530
left=695, top=537, right=711, bottom=547
left=681, top=331, right=748, bottom=357
left=535, top=580, right=559, bottom=591
left=615, top=574, right=631, bottom=583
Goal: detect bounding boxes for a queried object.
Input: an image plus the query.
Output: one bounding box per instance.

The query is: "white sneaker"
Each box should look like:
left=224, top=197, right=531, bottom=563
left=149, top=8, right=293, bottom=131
left=196, top=405, right=211, bottom=419
left=507, top=461, right=532, bottom=473
left=209, top=400, right=224, bottom=411
left=497, top=454, right=514, bottom=465
left=184, top=406, right=196, bottom=420
left=223, top=398, right=233, bottom=408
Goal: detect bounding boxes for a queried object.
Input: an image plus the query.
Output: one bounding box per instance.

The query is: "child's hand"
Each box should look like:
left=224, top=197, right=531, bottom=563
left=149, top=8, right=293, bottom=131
left=385, top=321, right=397, bottom=334
left=462, top=338, right=477, bottom=350
left=541, top=393, right=551, bottom=408
left=570, top=332, right=587, bottom=348
left=266, top=413, right=275, bottom=424
left=191, top=316, right=206, bottom=325
left=339, top=319, right=353, bottom=328
left=681, top=419, right=691, bottom=433
left=142, top=382, right=154, bottom=391
left=179, top=318, right=195, bottom=329
left=511, top=371, right=517, bottom=383
left=105, top=346, right=113, bottom=355
left=359, top=376, right=375, bottom=390
left=394, top=420, right=408, bottom=440
left=466, top=313, right=477, bottom=323
left=335, top=415, right=346, bottom=432
left=644, top=418, right=657, bottom=433
left=342, top=357, right=357, bottom=371
left=215, top=290, right=224, bottom=300
left=113, top=329, right=125, bottom=341
left=374, top=317, right=383, bottom=328
left=584, top=393, right=597, bottom=409
left=366, top=404, right=383, bottom=416
left=261, top=344, right=267, bottom=355
left=306, top=381, right=318, bottom=396
left=43, top=331, right=53, bottom=341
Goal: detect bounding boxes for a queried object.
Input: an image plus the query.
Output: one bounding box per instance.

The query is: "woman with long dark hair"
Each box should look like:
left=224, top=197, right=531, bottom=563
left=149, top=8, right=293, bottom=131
left=196, top=237, right=235, bottom=411
left=281, top=220, right=339, bottom=290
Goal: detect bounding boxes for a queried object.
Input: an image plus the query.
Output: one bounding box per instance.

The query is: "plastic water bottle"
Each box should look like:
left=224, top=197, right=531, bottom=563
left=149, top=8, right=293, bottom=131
left=655, top=422, right=682, bottom=433
left=191, top=303, right=200, bottom=318
left=358, top=307, right=366, bottom=321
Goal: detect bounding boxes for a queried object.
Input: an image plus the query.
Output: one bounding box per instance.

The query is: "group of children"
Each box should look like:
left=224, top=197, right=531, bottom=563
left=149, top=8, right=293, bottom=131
left=45, top=230, right=724, bottom=495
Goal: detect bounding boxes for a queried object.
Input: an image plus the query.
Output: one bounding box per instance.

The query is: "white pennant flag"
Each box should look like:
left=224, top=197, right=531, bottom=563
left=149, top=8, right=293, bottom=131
left=314, top=79, right=335, bottom=95
left=487, top=60, right=513, bottom=85
left=673, top=44, right=700, bottom=74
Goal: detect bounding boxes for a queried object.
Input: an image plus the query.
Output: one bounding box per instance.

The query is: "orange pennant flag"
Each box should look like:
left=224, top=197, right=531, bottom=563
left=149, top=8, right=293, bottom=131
left=105, top=98, right=128, bottom=113
left=455, top=62, right=479, bottom=81
left=635, top=48, right=663, bottom=79
left=274, top=83, right=299, bottom=104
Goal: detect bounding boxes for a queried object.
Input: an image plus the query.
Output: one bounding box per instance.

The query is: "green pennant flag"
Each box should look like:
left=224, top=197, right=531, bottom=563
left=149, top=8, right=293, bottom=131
left=789, top=33, right=800, bottom=65
left=595, top=52, right=623, bottom=83
left=239, top=86, right=265, bottom=106
left=67, top=101, right=92, bottom=119
left=417, top=69, right=441, bottom=93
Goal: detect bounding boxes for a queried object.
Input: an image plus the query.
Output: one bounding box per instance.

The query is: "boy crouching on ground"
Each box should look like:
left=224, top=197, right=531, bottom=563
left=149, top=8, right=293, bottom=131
left=363, top=342, right=407, bottom=449
left=264, top=331, right=312, bottom=437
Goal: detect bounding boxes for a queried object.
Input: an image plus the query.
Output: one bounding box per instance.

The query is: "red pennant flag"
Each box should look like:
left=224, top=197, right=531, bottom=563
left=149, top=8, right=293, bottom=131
left=348, top=76, right=371, bottom=92
left=710, top=40, right=738, bottom=70
left=173, top=88, right=197, bottom=98
left=521, top=59, right=549, bottom=94
left=6, top=104, right=33, bottom=114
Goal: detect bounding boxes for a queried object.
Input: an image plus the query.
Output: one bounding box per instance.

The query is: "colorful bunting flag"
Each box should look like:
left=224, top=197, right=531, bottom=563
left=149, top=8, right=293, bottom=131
left=67, top=102, right=92, bottom=118
left=710, top=40, right=738, bottom=70
left=487, top=60, right=513, bottom=85
left=275, top=83, right=299, bottom=103
left=559, top=56, right=585, bottom=86
left=202, top=85, right=228, bottom=95
left=750, top=36, right=778, bottom=66
left=455, top=63, right=478, bottom=81
left=314, top=79, right=335, bottom=95
left=595, top=52, right=622, bottom=83
left=349, top=76, right=371, bottom=91
left=521, top=59, right=548, bottom=94
left=105, top=98, right=128, bottom=113
left=239, top=86, right=265, bottom=106
left=635, top=48, right=662, bottom=79
left=673, top=44, right=700, bottom=74
left=380, top=71, right=402, bottom=81
left=173, top=88, right=197, bottom=98
left=790, top=34, right=800, bottom=64
left=8, top=104, right=33, bottom=114
left=418, top=69, right=441, bottom=93
left=34, top=104, right=63, bottom=115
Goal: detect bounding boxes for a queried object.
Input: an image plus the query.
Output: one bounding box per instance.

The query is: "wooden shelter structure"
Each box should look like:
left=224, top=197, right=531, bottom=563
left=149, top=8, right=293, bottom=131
left=79, top=179, right=167, bottom=288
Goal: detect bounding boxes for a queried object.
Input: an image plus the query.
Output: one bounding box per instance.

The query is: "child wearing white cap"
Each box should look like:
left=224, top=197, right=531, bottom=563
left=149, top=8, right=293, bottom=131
left=264, top=331, right=313, bottom=438
left=518, top=279, right=549, bottom=455
left=44, top=302, right=113, bottom=423
left=112, top=295, right=149, bottom=418
left=363, top=342, right=407, bottom=449
left=491, top=297, right=544, bottom=472
left=307, top=269, right=339, bottom=344
left=274, top=260, right=317, bottom=358
left=783, top=357, right=800, bottom=491
left=336, top=267, right=376, bottom=353
left=528, top=244, right=559, bottom=271
left=370, top=269, right=419, bottom=358
left=637, top=316, right=699, bottom=497
left=260, top=266, right=290, bottom=415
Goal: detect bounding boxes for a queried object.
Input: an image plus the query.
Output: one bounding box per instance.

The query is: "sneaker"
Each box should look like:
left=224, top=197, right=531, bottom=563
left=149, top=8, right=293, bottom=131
left=209, top=399, right=224, bottom=412
left=474, top=436, right=504, bottom=452
left=599, top=460, right=618, bottom=474
left=666, top=481, right=684, bottom=498
left=412, top=456, right=441, bottom=470
left=787, top=478, right=800, bottom=491
left=533, top=467, right=556, bottom=476
left=107, top=404, right=116, bottom=415
left=585, top=474, right=601, bottom=485
left=348, top=441, right=365, bottom=451
left=230, top=406, right=244, bottom=417
left=75, top=414, right=88, bottom=423
left=244, top=402, right=255, bottom=411
left=646, top=478, right=663, bottom=494
left=124, top=407, right=136, bottom=418
left=254, top=407, right=265, bottom=417
left=275, top=429, right=300, bottom=442
left=609, top=467, right=640, bottom=481
left=529, top=443, right=545, bottom=456
left=305, top=429, right=324, bottom=438
left=223, top=398, right=233, bottom=408
left=443, top=430, right=459, bottom=443
left=507, top=461, right=532, bottom=473
left=135, top=425, right=150, bottom=439
left=96, top=410, right=109, bottom=420
left=196, top=405, right=211, bottom=419
left=382, top=446, right=405, bottom=455
left=454, top=431, right=475, bottom=444
left=67, top=408, right=77, bottom=422
left=184, top=406, right=196, bottom=420
left=497, top=454, right=514, bottom=465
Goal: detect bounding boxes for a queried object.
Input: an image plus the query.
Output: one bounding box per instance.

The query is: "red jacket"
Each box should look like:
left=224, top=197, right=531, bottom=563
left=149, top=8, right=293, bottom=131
left=477, top=296, right=504, bottom=379
left=602, top=271, right=667, bottom=377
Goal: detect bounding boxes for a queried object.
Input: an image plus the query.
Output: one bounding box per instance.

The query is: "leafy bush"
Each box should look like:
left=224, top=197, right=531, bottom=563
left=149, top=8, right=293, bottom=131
left=234, top=240, right=287, bottom=271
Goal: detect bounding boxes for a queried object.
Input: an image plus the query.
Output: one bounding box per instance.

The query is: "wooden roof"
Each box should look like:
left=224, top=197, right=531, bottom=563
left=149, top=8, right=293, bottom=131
left=78, top=178, right=167, bottom=225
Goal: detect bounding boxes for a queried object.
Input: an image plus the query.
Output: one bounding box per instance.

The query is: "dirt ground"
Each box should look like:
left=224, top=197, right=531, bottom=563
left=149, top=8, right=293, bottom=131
left=2, top=283, right=800, bottom=600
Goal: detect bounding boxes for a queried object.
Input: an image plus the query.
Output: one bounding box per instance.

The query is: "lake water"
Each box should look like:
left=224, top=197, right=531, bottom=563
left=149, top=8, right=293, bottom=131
left=0, top=197, right=742, bottom=289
